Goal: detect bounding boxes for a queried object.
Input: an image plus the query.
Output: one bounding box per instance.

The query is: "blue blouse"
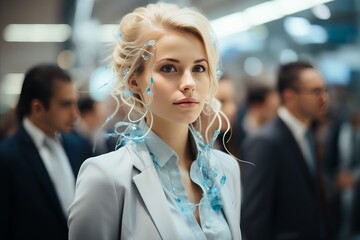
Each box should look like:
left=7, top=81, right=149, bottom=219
left=141, top=121, right=232, bottom=240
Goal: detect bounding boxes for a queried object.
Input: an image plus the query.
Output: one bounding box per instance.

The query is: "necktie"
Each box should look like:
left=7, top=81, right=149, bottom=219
left=305, top=129, right=317, bottom=175
left=44, top=137, right=75, bottom=216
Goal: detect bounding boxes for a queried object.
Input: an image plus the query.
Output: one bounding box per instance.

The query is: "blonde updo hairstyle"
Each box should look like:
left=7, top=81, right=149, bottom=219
left=112, top=2, right=222, bottom=141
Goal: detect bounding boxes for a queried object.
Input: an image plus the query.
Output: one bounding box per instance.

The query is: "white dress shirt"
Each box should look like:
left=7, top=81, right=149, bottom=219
left=23, top=118, right=75, bottom=216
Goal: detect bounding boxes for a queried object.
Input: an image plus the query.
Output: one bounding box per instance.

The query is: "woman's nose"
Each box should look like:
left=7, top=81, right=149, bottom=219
left=180, top=72, right=196, bottom=92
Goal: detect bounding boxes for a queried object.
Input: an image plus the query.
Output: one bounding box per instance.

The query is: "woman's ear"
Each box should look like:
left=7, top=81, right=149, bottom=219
left=130, top=79, right=138, bottom=87
left=128, top=76, right=140, bottom=92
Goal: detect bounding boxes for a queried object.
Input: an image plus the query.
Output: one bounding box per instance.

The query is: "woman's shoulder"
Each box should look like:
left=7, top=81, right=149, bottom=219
left=80, top=142, right=142, bottom=176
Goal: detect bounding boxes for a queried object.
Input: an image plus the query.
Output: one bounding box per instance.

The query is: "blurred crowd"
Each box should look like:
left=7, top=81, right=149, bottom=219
left=0, top=60, right=359, bottom=240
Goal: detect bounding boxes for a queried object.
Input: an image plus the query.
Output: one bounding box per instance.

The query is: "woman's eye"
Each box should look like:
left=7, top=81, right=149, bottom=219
left=193, top=65, right=206, bottom=73
left=160, top=65, right=176, bottom=72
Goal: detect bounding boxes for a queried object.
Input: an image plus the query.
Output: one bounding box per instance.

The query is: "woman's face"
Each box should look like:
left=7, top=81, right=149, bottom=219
left=136, top=30, right=210, bottom=126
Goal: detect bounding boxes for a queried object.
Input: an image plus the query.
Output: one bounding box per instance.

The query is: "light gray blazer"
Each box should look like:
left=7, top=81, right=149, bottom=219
left=68, top=141, right=241, bottom=240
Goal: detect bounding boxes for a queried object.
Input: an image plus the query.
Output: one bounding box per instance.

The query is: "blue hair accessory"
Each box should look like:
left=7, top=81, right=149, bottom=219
left=122, top=68, right=129, bottom=77
left=141, top=40, right=156, bottom=60
left=116, top=32, right=124, bottom=40
left=113, top=122, right=146, bottom=147
left=143, top=76, right=155, bottom=108
left=123, top=89, right=134, bottom=98
left=216, top=69, right=223, bottom=81
left=193, top=129, right=220, bottom=151
left=141, top=54, right=149, bottom=60
left=144, top=39, right=156, bottom=47
left=144, top=86, right=153, bottom=95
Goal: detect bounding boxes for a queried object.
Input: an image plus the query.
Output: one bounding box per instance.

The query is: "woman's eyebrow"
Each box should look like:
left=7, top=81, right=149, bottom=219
left=156, top=58, right=208, bottom=64
left=194, top=58, right=207, bottom=64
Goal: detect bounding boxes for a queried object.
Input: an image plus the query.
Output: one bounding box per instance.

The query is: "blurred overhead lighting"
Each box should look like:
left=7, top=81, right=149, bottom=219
left=251, top=25, right=269, bottom=41
left=57, top=50, right=75, bottom=69
left=319, top=58, right=351, bottom=85
left=1, top=73, right=24, bottom=94
left=3, top=24, right=71, bottom=42
left=210, top=0, right=334, bottom=38
left=285, top=17, right=328, bottom=44
left=99, top=24, right=118, bottom=42
left=243, top=1, right=283, bottom=26
left=311, top=4, right=331, bottom=20
left=284, top=17, right=311, bottom=37
left=279, top=49, right=299, bottom=64
left=244, top=57, right=263, bottom=77
left=207, top=13, right=250, bottom=39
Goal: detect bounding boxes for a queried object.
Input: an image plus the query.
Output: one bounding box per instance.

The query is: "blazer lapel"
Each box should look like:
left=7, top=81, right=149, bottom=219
left=221, top=183, right=241, bottom=240
left=19, top=127, right=66, bottom=222
left=132, top=143, right=180, bottom=240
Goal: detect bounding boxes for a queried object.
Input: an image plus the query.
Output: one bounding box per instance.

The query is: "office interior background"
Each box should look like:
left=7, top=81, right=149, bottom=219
left=0, top=0, right=359, bottom=120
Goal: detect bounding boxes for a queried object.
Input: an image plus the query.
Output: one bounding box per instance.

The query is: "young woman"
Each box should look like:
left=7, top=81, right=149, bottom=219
left=68, top=3, right=241, bottom=239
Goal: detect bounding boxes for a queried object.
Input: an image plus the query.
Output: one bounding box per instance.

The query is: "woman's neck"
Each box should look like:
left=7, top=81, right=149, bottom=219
left=149, top=118, right=193, bottom=166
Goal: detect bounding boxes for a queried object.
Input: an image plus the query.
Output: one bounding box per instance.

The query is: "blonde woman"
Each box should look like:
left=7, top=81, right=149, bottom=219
left=68, top=2, right=241, bottom=239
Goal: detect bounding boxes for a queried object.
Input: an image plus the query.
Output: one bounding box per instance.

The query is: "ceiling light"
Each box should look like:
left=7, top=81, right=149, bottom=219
left=1, top=73, right=24, bottom=94
left=284, top=17, right=311, bottom=37
left=244, top=57, right=263, bottom=77
left=99, top=24, right=118, bottom=42
left=279, top=49, right=299, bottom=63
left=210, top=13, right=250, bottom=38
left=3, top=24, right=71, bottom=42
left=243, top=1, right=283, bottom=26
left=311, top=4, right=331, bottom=20
left=210, top=0, right=334, bottom=38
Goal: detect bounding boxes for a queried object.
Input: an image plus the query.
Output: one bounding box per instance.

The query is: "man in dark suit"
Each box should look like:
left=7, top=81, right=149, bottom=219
left=0, top=64, right=85, bottom=240
left=241, top=61, right=329, bottom=240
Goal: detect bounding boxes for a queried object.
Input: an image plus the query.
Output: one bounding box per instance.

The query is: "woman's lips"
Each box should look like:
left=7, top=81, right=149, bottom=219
left=173, top=98, right=199, bottom=107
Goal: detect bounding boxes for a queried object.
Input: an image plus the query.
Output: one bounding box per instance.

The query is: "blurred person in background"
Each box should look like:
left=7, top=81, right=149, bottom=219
left=71, top=95, right=114, bottom=156
left=232, top=84, right=280, bottom=159
left=323, top=107, right=360, bottom=240
left=213, top=74, right=238, bottom=152
left=0, top=64, right=86, bottom=240
left=0, top=107, right=18, bottom=140
left=241, top=61, right=330, bottom=240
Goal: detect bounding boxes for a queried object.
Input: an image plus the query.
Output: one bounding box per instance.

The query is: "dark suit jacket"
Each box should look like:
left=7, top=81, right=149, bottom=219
left=240, top=116, right=327, bottom=240
left=323, top=118, right=360, bottom=237
left=0, top=125, right=88, bottom=240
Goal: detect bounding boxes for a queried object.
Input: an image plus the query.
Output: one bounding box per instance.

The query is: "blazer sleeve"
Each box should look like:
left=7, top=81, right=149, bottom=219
left=240, top=136, right=280, bottom=240
left=68, top=154, right=122, bottom=240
